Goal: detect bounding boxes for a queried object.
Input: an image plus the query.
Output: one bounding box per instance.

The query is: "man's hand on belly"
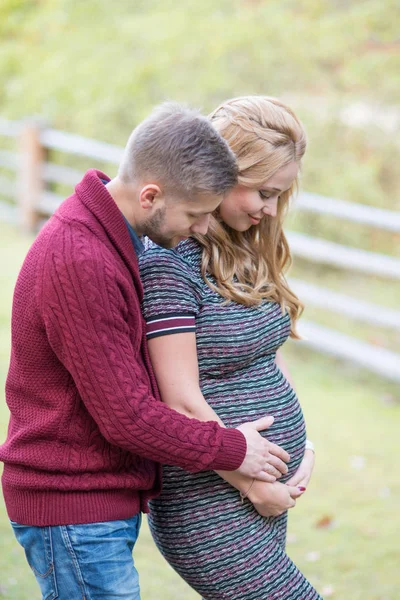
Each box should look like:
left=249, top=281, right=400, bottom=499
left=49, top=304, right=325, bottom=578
left=236, top=416, right=290, bottom=483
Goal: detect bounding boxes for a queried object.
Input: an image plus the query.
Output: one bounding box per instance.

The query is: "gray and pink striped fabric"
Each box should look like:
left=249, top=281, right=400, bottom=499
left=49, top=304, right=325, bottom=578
left=139, top=238, right=322, bottom=600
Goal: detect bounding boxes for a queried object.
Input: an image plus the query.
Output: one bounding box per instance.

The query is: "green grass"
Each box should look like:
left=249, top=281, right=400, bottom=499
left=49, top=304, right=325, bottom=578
left=0, top=221, right=399, bottom=599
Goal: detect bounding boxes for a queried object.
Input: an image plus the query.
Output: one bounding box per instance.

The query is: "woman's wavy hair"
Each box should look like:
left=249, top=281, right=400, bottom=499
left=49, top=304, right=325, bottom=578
left=194, top=96, right=307, bottom=338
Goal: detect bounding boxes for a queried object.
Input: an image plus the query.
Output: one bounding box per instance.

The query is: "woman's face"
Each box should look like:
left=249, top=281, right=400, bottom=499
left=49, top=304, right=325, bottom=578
left=218, top=161, right=299, bottom=231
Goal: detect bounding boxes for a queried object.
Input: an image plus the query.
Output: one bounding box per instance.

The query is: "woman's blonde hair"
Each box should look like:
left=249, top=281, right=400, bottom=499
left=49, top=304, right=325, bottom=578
left=195, top=96, right=307, bottom=338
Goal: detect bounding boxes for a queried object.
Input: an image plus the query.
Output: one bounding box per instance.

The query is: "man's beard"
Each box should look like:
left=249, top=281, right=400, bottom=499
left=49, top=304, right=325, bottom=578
left=142, top=207, right=175, bottom=249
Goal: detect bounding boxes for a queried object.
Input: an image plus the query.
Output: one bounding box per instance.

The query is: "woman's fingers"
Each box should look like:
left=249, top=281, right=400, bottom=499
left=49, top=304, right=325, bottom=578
left=286, top=469, right=311, bottom=487
left=285, top=471, right=303, bottom=487
left=286, top=485, right=305, bottom=500
left=296, top=479, right=309, bottom=491
left=286, top=449, right=315, bottom=486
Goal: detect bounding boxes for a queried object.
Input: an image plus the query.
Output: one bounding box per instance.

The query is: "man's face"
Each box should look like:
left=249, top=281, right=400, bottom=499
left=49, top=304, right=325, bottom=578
left=143, top=193, right=223, bottom=249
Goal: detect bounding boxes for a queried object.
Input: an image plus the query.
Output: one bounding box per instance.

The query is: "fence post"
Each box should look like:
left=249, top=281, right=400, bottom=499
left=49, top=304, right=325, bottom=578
left=17, top=120, right=47, bottom=232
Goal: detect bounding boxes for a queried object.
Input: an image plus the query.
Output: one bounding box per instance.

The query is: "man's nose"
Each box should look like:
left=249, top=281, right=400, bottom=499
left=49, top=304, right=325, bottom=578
left=190, top=214, right=211, bottom=235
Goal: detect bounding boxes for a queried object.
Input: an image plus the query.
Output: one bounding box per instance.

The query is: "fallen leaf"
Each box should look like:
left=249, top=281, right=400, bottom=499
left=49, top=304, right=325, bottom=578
left=315, top=515, right=335, bottom=529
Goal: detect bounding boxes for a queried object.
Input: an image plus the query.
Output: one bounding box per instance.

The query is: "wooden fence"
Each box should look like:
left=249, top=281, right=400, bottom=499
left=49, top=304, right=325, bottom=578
left=1, top=118, right=399, bottom=383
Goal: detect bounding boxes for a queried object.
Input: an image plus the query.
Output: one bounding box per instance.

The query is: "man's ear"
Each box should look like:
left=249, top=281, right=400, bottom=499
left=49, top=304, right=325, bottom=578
left=139, top=184, right=162, bottom=210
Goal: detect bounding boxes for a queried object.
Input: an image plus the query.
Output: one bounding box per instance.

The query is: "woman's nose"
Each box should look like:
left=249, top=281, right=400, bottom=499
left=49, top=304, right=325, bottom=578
left=262, top=198, right=278, bottom=217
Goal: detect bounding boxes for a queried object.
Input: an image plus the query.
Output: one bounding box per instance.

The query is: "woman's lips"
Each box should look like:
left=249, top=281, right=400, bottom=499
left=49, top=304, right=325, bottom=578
left=248, top=215, right=261, bottom=225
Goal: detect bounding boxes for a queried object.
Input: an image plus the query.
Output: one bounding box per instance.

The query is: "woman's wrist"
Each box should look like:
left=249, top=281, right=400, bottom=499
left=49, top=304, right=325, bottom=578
left=239, top=478, right=255, bottom=503
left=215, top=470, right=254, bottom=496
left=246, top=480, right=276, bottom=505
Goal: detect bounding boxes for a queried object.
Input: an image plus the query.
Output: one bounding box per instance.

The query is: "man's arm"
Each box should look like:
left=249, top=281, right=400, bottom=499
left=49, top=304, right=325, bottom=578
left=40, top=237, right=247, bottom=473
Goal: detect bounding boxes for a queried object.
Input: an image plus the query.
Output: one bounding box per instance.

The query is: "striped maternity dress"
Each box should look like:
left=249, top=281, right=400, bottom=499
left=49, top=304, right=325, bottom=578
left=139, top=238, right=322, bottom=600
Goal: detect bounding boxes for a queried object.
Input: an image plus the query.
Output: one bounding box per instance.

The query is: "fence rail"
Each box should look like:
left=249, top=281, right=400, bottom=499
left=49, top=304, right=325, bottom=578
left=289, top=279, right=400, bottom=330
left=287, top=232, right=400, bottom=279
left=296, top=191, right=400, bottom=232
left=40, top=128, right=124, bottom=163
left=298, top=321, right=400, bottom=382
left=1, top=117, right=399, bottom=383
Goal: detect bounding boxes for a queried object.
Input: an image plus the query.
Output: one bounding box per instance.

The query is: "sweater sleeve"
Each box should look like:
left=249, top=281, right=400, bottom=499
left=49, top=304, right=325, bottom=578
left=40, top=229, right=246, bottom=473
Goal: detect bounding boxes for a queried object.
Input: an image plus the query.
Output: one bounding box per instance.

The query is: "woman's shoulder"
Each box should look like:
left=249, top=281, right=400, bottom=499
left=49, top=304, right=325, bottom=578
left=140, top=237, right=203, bottom=271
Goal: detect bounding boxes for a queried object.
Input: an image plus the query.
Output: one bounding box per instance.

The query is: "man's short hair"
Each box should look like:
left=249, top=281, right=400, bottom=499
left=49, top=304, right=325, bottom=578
left=118, top=102, right=238, bottom=198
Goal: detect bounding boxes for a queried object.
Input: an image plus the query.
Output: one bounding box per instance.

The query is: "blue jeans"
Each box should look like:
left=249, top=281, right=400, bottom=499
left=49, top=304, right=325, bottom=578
left=11, top=514, right=142, bottom=599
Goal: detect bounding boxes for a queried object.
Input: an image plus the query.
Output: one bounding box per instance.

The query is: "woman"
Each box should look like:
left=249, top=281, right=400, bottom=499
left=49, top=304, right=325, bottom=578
left=139, top=96, right=321, bottom=599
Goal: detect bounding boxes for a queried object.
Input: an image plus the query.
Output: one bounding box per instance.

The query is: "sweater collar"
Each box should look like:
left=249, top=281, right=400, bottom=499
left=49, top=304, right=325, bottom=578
left=75, top=169, right=143, bottom=298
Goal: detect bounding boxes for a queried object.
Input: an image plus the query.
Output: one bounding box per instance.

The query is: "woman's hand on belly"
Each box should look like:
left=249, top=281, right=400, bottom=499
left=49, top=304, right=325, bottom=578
left=285, top=449, right=315, bottom=492
left=248, top=481, right=305, bottom=517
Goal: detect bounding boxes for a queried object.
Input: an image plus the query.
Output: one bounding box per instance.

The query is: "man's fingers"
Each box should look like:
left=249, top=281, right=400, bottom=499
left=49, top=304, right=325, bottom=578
left=267, top=441, right=290, bottom=463
left=267, top=454, right=289, bottom=476
left=253, top=471, right=277, bottom=483
left=248, top=416, right=274, bottom=432
left=263, top=463, right=282, bottom=479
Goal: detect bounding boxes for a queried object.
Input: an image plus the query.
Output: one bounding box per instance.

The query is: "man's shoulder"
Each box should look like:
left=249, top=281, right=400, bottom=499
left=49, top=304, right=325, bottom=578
left=33, top=211, right=118, bottom=280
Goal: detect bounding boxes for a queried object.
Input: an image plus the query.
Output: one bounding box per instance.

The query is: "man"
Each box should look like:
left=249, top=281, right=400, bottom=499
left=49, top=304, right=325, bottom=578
left=0, top=103, right=289, bottom=599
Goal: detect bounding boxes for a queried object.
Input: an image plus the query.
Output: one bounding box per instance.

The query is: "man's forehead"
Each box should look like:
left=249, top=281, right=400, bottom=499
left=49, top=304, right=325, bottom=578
left=184, top=195, right=222, bottom=214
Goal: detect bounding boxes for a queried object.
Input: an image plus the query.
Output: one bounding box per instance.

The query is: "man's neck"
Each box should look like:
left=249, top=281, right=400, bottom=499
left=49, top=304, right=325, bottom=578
left=106, top=178, right=144, bottom=235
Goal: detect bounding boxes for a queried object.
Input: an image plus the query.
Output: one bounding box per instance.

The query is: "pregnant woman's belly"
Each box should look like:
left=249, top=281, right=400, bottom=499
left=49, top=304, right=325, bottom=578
left=200, top=355, right=306, bottom=481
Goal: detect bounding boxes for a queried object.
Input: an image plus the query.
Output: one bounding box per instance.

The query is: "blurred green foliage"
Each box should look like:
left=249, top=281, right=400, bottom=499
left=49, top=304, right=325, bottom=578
left=0, top=1, right=399, bottom=254
left=0, top=0, right=399, bottom=203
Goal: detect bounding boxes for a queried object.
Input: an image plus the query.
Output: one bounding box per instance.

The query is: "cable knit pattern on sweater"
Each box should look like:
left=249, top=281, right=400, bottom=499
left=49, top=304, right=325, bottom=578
left=0, top=169, right=246, bottom=526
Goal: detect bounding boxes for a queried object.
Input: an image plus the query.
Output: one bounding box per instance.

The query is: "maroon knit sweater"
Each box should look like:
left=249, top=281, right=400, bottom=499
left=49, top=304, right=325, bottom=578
left=0, top=169, right=246, bottom=526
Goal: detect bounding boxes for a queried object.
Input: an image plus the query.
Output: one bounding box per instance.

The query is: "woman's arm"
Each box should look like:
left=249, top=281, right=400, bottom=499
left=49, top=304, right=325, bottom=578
left=147, top=332, right=225, bottom=424
left=148, top=332, right=305, bottom=514
left=147, top=332, right=289, bottom=485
